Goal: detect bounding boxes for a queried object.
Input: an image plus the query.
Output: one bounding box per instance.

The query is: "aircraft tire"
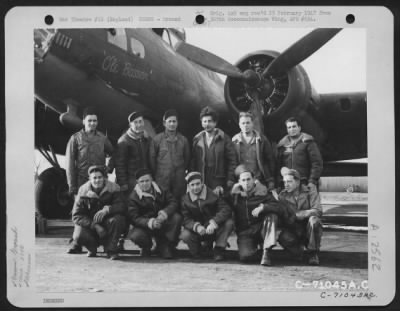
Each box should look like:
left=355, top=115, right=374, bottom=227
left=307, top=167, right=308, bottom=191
left=35, top=167, right=73, bottom=219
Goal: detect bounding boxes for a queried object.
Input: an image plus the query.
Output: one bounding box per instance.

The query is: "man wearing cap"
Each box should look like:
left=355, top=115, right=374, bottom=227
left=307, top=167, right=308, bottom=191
left=69, top=165, right=126, bottom=260
left=276, top=117, right=323, bottom=190
left=230, top=164, right=295, bottom=266
left=191, top=106, right=237, bottom=197
left=65, top=107, right=114, bottom=196
left=278, top=167, right=323, bottom=265
left=114, top=111, right=152, bottom=194
left=65, top=107, right=114, bottom=254
left=232, top=111, right=275, bottom=190
left=127, top=168, right=182, bottom=259
left=180, top=172, right=234, bottom=261
left=149, top=109, right=190, bottom=200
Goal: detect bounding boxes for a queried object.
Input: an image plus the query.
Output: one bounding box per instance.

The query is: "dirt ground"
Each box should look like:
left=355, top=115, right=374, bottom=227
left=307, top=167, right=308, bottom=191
left=35, top=230, right=367, bottom=293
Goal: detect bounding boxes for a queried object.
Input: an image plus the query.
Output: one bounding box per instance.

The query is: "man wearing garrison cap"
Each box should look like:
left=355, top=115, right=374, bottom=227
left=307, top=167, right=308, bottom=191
left=114, top=111, right=152, bottom=194
left=180, top=172, right=234, bottom=261
left=127, top=168, right=182, bottom=259
left=278, top=167, right=323, bottom=265
left=149, top=109, right=190, bottom=201
left=190, top=106, right=237, bottom=197
left=69, top=165, right=126, bottom=260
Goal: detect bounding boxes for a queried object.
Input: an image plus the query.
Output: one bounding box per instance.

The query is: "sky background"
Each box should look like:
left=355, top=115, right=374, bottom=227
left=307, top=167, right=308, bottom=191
left=184, top=27, right=366, bottom=94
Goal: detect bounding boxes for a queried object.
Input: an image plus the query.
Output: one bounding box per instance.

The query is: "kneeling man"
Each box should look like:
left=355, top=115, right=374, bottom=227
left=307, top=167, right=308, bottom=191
left=127, top=168, right=182, bottom=259
left=180, top=172, right=234, bottom=261
left=70, top=165, right=126, bottom=260
left=278, top=168, right=323, bottom=265
left=230, top=165, right=288, bottom=266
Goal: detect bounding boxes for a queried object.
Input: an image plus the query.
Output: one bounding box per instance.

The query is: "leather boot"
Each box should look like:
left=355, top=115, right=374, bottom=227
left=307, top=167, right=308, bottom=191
left=260, top=249, right=272, bottom=266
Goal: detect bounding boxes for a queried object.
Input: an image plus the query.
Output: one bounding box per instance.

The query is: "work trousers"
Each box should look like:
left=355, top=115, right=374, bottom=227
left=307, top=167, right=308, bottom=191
left=237, top=214, right=278, bottom=262
left=278, top=215, right=323, bottom=255
left=179, top=218, right=235, bottom=256
left=128, top=213, right=183, bottom=250
left=72, top=214, right=126, bottom=253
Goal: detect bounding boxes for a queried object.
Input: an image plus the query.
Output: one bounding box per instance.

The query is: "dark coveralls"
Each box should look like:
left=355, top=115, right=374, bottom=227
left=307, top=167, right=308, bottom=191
left=230, top=183, right=294, bottom=262
left=65, top=129, right=113, bottom=194
left=149, top=131, right=190, bottom=200
left=127, top=183, right=182, bottom=252
left=191, top=129, right=237, bottom=191
left=180, top=186, right=234, bottom=256
left=71, top=180, right=126, bottom=253
left=278, top=184, right=323, bottom=255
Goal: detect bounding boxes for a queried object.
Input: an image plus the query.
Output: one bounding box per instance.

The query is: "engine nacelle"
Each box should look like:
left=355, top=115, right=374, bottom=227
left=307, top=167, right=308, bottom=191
left=224, top=50, right=312, bottom=140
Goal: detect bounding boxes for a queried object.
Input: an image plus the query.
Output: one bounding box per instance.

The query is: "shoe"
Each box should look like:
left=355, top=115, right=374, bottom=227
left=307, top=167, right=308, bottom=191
left=87, top=251, right=96, bottom=257
left=260, top=249, right=272, bottom=266
left=213, top=247, right=225, bottom=262
left=117, top=238, right=125, bottom=252
left=140, top=247, right=152, bottom=257
left=67, top=244, right=82, bottom=254
left=308, top=252, right=320, bottom=266
left=160, top=245, right=173, bottom=259
left=108, top=252, right=119, bottom=260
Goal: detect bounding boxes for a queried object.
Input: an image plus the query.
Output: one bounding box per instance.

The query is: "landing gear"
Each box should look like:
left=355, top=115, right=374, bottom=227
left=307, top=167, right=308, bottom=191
left=35, top=146, right=73, bottom=219
left=35, top=167, right=72, bottom=219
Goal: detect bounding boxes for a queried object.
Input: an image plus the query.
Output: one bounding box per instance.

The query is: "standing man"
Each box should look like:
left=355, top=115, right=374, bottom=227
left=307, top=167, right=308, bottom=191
left=149, top=109, right=190, bottom=201
left=191, top=106, right=237, bottom=197
left=276, top=117, right=323, bottom=189
left=127, top=168, right=182, bottom=259
left=65, top=107, right=114, bottom=197
left=65, top=107, right=114, bottom=254
left=278, top=168, right=323, bottom=265
left=114, top=111, right=152, bottom=195
left=230, top=165, right=294, bottom=266
left=232, top=112, right=275, bottom=189
left=180, top=172, right=234, bottom=261
left=69, top=165, right=126, bottom=260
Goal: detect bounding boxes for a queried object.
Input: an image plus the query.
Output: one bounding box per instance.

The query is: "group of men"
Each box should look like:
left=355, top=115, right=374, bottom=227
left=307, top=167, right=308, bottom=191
left=65, top=105, right=324, bottom=266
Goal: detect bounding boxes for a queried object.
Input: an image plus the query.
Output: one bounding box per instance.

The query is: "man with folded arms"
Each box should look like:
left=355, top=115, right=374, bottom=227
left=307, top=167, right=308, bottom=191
left=70, top=165, right=126, bottom=260
left=127, top=168, right=182, bottom=259
left=180, top=172, right=234, bottom=261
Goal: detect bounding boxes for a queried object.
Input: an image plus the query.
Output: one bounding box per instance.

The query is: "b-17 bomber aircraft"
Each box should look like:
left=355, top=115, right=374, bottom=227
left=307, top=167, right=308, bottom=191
left=34, top=27, right=367, bottom=218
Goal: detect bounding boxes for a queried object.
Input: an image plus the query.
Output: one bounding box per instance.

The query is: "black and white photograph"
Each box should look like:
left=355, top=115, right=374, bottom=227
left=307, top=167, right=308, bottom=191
left=5, top=6, right=395, bottom=308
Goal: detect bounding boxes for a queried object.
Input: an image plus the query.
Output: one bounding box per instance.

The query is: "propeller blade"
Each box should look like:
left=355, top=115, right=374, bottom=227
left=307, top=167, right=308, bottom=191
left=176, top=41, right=244, bottom=78
left=263, top=28, right=342, bottom=76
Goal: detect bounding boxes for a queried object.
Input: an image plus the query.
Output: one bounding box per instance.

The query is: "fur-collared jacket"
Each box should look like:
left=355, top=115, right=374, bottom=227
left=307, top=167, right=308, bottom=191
left=230, top=182, right=295, bottom=232
left=276, top=132, right=323, bottom=185
left=181, top=186, right=232, bottom=232
left=232, top=130, right=275, bottom=184
left=278, top=184, right=322, bottom=219
left=127, top=182, right=178, bottom=229
left=72, top=180, right=125, bottom=228
left=190, top=128, right=237, bottom=187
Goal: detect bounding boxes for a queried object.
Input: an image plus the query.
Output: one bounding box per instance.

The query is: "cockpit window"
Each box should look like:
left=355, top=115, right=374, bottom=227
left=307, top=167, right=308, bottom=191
left=130, top=37, right=145, bottom=58
left=107, top=28, right=127, bottom=51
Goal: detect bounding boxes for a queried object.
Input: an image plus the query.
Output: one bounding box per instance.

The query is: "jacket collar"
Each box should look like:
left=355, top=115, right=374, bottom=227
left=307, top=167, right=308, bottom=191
left=80, top=180, right=120, bottom=198
left=80, top=128, right=100, bottom=137
left=232, top=130, right=261, bottom=144
left=126, top=128, right=149, bottom=140
left=277, top=132, right=314, bottom=148
left=188, top=185, right=207, bottom=202
left=134, top=182, right=162, bottom=200
left=194, top=128, right=225, bottom=143
left=280, top=184, right=310, bottom=196
left=231, top=181, right=268, bottom=197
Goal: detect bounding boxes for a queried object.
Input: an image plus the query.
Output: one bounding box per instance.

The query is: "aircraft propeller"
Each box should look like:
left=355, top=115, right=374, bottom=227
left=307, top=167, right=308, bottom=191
left=177, top=28, right=342, bottom=126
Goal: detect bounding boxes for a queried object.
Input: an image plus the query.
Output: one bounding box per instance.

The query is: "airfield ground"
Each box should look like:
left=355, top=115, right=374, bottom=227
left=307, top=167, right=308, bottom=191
left=35, top=192, right=368, bottom=293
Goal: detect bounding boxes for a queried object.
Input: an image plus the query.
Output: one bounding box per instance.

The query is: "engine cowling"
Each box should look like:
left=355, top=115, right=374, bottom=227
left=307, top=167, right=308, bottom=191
left=224, top=51, right=312, bottom=140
